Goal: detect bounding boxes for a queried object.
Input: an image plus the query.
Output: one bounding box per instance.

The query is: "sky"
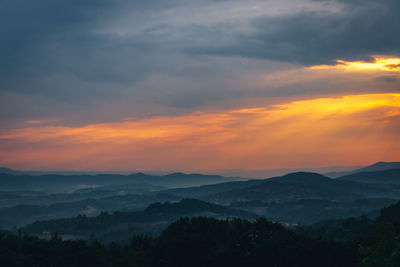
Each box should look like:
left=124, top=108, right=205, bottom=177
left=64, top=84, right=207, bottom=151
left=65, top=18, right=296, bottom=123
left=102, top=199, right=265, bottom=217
left=0, top=0, right=399, bottom=173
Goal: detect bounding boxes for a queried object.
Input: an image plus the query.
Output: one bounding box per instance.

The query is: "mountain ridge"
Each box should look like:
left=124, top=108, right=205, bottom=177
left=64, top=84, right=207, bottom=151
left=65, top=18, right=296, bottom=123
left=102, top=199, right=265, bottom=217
left=338, top=168, right=400, bottom=184
left=0, top=172, right=242, bottom=192
left=325, top=161, right=400, bottom=178
left=23, top=198, right=257, bottom=242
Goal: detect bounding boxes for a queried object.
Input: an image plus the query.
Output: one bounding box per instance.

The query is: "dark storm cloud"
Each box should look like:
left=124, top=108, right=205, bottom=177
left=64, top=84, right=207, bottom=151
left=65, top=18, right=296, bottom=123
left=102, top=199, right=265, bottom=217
left=192, top=0, right=400, bottom=65
left=0, top=0, right=231, bottom=94
left=0, top=0, right=242, bottom=125
left=2, top=0, right=399, bottom=96
left=0, top=0, right=163, bottom=93
left=1, top=0, right=399, bottom=126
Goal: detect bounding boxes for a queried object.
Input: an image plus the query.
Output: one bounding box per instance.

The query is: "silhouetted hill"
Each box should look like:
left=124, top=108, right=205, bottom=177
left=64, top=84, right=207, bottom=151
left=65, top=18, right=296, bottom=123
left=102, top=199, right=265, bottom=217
left=204, top=172, right=400, bottom=204
left=3, top=170, right=400, bottom=230
left=143, top=198, right=254, bottom=218
left=161, top=171, right=400, bottom=223
left=0, top=167, right=22, bottom=175
left=3, top=202, right=400, bottom=266
left=338, top=168, right=400, bottom=184
left=1, top=216, right=358, bottom=267
left=297, top=200, right=400, bottom=249
left=359, top=162, right=400, bottom=172
left=378, top=201, right=400, bottom=223
left=0, top=172, right=241, bottom=193
left=326, top=161, right=400, bottom=177
left=167, top=171, right=400, bottom=202
left=164, top=179, right=263, bottom=198
left=142, top=172, right=241, bottom=188
left=0, top=184, right=166, bottom=210
left=24, top=199, right=257, bottom=242
left=0, top=193, right=180, bottom=229
left=231, top=198, right=396, bottom=224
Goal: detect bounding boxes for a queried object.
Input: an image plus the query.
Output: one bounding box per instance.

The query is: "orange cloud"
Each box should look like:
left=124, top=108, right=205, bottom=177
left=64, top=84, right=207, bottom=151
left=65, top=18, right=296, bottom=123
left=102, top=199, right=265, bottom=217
left=309, top=56, right=400, bottom=72
left=1, top=93, right=399, bottom=171
left=26, top=120, right=59, bottom=125
left=253, top=56, right=400, bottom=107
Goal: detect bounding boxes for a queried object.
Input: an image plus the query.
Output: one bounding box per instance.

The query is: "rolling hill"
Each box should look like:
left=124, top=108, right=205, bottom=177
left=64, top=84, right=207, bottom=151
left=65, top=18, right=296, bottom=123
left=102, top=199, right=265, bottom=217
left=23, top=199, right=257, bottom=243
left=167, top=172, right=400, bottom=204
left=0, top=172, right=242, bottom=193
left=325, top=161, right=400, bottom=178
left=338, top=168, right=400, bottom=184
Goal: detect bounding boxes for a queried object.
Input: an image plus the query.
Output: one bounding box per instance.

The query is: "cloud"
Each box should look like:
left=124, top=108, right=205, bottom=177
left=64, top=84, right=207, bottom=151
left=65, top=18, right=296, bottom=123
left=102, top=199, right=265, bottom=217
left=0, top=0, right=234, bottom=90
left=26, top=120, right=58, bottom=125
left=1, top=0, right=399, bottom=129
left=253, top=56, right=400, bottom=98
left=1, top=93, right=399, bottom=171
left=191, top=0, right=400, bottom=65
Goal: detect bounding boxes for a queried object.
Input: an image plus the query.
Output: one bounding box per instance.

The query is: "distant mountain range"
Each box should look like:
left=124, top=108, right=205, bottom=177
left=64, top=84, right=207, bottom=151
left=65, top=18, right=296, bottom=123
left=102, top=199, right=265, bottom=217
left=2, top=161, right=399, bottom=179
left=325, top=161, right=400, bottom=178
left=161, top=168, right=400, bottom=224
left=338, top=168, right=400, bottom=184
left=0, top=193, right=182, bottom=229
left=1, top=162, right=400, bottom=231
left=0, top=167, right=22, bottom=175
left=0, top=172, right=243, bottom=193
left=165, top=170, right=400, bottom=204
left=24, top=198, right=257, bottom=243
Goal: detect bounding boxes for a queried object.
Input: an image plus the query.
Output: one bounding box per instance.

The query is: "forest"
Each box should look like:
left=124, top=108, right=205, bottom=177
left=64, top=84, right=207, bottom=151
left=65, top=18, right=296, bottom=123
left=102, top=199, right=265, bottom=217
left=1, top=201, right=400, bottom=267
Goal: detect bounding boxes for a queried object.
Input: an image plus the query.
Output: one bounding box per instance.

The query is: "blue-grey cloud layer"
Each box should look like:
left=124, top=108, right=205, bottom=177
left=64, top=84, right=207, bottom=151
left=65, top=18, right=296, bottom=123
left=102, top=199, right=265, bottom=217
left=0, top=0, right=399, bottom=125
left=193, top=0, right=400, bottom=65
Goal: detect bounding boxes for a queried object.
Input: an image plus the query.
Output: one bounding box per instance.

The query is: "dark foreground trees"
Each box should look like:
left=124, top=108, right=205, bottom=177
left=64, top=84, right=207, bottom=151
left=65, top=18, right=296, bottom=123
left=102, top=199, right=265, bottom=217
left=0, top=217, right=356, bottom=267
left=2, top=200, right=400, bottom=267
left=151, top=217, right=356, bottom=267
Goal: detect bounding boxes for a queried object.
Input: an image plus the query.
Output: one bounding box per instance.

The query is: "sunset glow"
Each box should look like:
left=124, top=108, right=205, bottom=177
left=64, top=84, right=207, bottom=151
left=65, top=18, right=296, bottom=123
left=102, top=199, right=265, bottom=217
left=2, top=2, right=400, bottom=261
left=1, top=0, right=400, bottom=173
left=1, top=93, right=399, bottom=171
left=309, top=56, right=400, bottom=72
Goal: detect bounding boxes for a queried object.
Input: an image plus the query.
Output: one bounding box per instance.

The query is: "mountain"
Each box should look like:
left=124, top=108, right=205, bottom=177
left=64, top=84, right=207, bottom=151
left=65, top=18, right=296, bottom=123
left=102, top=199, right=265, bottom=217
left=166, top=172, right=350, bottom=200
left=296, top=200, right=400, bottom=243
left=148, top=172, right=243, bottom=188
left=205, top=172, right=392, bottom=204
left=378, top=200, right=400, bottom=223
left=168, top=172, right=400, bottom=204
left=0, top=172, right=242, bottom=193
left=357, top=162, right=400, bottom=172
left=23, top=199, right=257, bottom=243
left=164, top=179, right=263, bottom=198
left=0, top=183, right=166, bottom=209
left=230, top=198, right=396, bottom=225
left=0, top=167, right=101, bottom=176
left=338, top=168, right=400, bottom=184
left=267, top=172, right=398, bottom=196
left=325, top=161, right=400, bottom=178
left=3, top=169, right=400, bottom=230
left=0, top=167, right=22, bottom=175
left=162, top=172, right=400, bottom=223
left=142, top=198, right=254, bottom=218
left=200, top=166, right=360, bottom=179
left=0, top=193, right=180, bottom=229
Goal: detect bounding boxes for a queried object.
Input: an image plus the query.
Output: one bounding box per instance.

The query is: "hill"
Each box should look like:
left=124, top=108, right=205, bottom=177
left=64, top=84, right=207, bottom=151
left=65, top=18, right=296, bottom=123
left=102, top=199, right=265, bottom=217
left=193, top=172, right=400, bottom=204
left=164, top=179, right=263, bottom=198
left=164, top=171, right=400, bottom=223
left=230, top=198, right=396, bottom=225
left=2, top=169, right=400, bottom=229
left=24, top=199, right=257, bottom=243
left=325, top=161, right=400, bottom=177
left=4, top=201, right=400, bottom=266
left=338, top=168, right=400, bottom=184
left=0, top=172, right=241, bottom=193
left=0, top=193, right=180, bottom=229
left=0, top=167, right=22, bottom=175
